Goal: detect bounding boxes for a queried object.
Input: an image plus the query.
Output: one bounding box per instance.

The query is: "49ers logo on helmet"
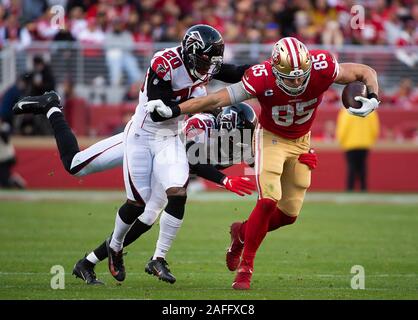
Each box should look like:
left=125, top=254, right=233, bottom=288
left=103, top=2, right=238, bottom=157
left=272, top=45, right=281, bottom=65
left=290, top=69, right=303, bottom=76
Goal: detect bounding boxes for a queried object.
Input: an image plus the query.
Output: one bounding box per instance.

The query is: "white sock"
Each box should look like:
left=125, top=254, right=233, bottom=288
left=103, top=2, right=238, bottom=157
left=110, top=212, right=132, bottom=252
left=86, top=252, right=100, bottom=265
left=153, top=211, right=183, bottom=260
left=46, top=107, right=62, bottom=119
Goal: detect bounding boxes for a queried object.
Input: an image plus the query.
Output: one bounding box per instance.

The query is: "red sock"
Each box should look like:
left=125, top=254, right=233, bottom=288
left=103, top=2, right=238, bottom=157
left=267, top=209, right=281, bottom=232
left=240, top=198, right=277, bottom=268
left=239, top=207, right=297, bottom=241
left=267, top=207, right=297, bottom=231
left=239, top=221, right=247, bottom=241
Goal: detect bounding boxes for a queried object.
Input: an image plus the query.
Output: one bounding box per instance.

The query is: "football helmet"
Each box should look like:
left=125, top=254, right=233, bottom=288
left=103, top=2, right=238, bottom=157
left=217, top=103, right=257, bottom=134
left=217, top=103, right=257, bottom=164
left=181, top=24, right=224, bottom=81
left=271, top=37, right=312, bottom=96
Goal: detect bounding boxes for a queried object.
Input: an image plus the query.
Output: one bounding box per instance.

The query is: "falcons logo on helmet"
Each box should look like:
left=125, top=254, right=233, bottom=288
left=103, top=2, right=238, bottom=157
left=185, top=31, right=205, bottom=51
left=219, top=111, right=238, bottom=131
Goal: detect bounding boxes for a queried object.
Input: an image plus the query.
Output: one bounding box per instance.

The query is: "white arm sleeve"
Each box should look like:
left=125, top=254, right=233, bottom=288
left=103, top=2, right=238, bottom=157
left=226, top=81, right=254, bottom=105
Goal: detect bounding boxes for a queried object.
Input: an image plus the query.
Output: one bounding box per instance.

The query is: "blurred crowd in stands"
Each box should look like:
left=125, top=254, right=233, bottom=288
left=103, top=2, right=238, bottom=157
left=0, top=0, right=417, bottom=49
left=0, top=0, right=417, bottom=139
left=0, top=0, right=417, bottom=190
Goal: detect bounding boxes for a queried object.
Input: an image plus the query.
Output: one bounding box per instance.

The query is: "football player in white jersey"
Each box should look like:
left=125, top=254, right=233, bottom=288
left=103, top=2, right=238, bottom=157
left=13, top=25, right=255, bottom=284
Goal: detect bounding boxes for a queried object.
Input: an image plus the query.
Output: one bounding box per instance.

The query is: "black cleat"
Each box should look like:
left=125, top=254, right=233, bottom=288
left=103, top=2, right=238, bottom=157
left=106, top=238, right=126, bottom=282
left=72, top=257, right=104, bottom=285
left=145, top=257, right=176, bottom=284
left=13, top=91, right=61, bottom=115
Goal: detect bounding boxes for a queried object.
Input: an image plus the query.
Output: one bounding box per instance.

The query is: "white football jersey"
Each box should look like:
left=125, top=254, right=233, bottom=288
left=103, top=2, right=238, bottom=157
left=133, top=46, right=208, bottom=136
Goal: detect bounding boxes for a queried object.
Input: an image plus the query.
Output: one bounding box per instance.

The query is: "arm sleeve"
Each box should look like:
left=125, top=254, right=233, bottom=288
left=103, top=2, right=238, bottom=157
left=226, top=81, right=254, bottom=105
left=146, top=68, right=180, bottom=122
left=190, top=163, right=226, bottom=185
left=186, top=141, right=226, bottom=185
left=146, top=68, right=175, bottom=106
left=213, top=64, right=252, bottom=83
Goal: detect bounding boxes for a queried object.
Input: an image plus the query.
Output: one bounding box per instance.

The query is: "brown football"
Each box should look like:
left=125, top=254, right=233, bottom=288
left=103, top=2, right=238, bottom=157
left=342, top=81, right=367, bottom=109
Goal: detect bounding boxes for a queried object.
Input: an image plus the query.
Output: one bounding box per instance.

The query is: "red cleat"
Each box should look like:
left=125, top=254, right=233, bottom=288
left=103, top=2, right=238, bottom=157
left=226, top=222, right=244, bottom=271
left=232, top=262, right=253, bottom=290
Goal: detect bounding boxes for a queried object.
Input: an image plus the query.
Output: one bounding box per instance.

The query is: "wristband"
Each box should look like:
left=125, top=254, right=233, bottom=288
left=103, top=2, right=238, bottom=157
left=367, top=92, right=379, bottom=100
left=171, top=105, right=181, bottom=118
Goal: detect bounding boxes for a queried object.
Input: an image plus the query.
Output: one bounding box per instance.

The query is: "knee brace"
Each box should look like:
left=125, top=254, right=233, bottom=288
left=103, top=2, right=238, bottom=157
left=164, top=195, right=187, bottom=220
left=118, top=201, right=145, bottom=225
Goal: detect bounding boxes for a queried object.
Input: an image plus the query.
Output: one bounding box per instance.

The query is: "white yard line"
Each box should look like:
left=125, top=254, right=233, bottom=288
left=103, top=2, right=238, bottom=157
left=0, top=272, right=416, bottom=278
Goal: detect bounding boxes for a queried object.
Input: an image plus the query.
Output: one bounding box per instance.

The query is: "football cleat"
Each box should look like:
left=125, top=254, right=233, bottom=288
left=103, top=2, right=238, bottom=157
left=106, top=238, right=126, bottom=282
left=232, top=260, right=253, bottom=290
left=145, top=257, right=176, bottom=284
left=13, top=91, right=61, bottom=115
left=72, top=256, right=104, bottom=285
left=226, top=222, right=244, bottom=271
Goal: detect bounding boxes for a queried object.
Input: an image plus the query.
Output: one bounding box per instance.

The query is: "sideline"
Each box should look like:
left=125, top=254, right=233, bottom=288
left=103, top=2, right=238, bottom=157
left=0, top=190, right=417, bottom=204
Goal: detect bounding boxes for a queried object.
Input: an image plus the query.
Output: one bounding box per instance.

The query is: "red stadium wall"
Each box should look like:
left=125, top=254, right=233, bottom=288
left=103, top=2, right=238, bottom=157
left=11, top=107, right=418, bottom=192
left=14, top=147, right=123, bottom=190
left=220, top=150, right=418, bottom=192
left=65, top=101, right=418, bottom=141
left=13, top=146, right=418, bottom=192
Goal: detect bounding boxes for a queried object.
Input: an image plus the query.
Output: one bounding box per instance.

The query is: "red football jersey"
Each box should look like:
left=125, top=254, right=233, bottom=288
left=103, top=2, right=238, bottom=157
left=242, top=50, right=339, bottom=139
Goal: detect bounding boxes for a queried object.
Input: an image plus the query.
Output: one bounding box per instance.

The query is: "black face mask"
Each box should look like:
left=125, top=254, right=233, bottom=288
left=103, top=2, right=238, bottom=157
left=187, top=54, right=223, bottom=81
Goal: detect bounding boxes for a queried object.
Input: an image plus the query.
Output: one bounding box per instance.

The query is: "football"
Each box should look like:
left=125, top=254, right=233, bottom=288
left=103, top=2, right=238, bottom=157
left=341, top=81, right=367, bottom=109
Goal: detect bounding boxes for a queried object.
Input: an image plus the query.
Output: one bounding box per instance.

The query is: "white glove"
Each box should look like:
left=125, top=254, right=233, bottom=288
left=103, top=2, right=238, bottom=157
left=144, top=99, right=173, bottom=118
left=347, top=96, right=380, bottom=117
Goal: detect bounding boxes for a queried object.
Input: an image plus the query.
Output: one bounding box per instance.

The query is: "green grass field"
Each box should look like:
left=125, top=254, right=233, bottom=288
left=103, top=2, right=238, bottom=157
left=0, top=191, right=417, bottom=300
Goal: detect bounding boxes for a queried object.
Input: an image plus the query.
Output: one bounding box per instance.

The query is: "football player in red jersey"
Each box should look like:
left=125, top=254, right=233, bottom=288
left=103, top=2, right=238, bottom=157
left=146, top=37, right=380, bottom=290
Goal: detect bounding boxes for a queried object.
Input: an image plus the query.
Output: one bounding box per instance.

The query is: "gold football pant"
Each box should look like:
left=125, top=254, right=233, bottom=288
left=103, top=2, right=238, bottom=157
left=254, top=125, right=311, bottom=217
